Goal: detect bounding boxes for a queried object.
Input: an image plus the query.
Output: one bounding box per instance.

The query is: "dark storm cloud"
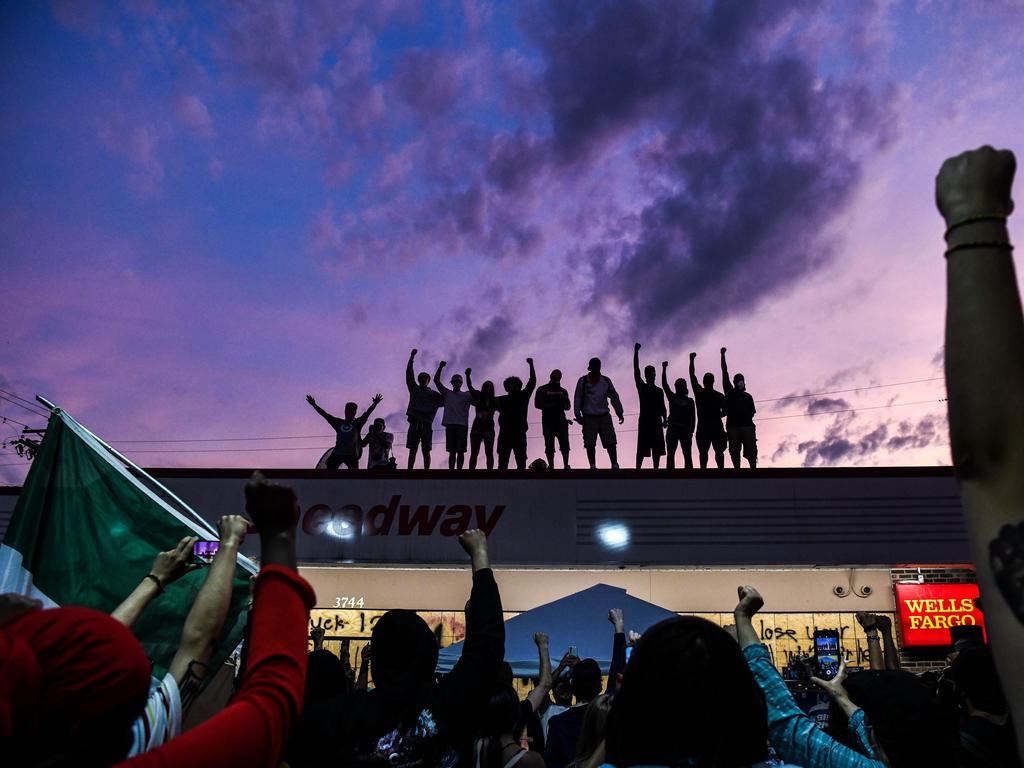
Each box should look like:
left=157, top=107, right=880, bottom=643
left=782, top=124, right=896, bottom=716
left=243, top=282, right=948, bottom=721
left=794, top=411, right=947, bottom=466
left=522, top=0, right=895, bottom=343
left=806, top=397, right=851, bottom=415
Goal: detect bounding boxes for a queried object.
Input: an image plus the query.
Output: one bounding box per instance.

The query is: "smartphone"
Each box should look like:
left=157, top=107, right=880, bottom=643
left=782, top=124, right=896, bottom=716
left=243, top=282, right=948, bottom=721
left=813, top=630, right=841, bottom=680
left=625, top=646, right=633, bottom=663
left=567, top=645, right=578, bottom=658
left=193, top=539, right=220, bottom=565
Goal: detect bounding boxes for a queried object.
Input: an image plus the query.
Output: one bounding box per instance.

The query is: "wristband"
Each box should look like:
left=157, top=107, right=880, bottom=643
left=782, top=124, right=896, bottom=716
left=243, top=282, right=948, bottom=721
left=145, top=573, right=165, bottom=593
left=944, top=215, right=1007, bottom=240
left=866, top=631, right=880, bottom=641
left=945, top=241, right=1013, bottom=258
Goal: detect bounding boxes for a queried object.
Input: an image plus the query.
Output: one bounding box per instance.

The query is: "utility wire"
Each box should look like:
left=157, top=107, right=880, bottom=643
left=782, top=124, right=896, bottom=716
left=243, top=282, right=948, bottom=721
left=0, top=392, right=49, bottom=419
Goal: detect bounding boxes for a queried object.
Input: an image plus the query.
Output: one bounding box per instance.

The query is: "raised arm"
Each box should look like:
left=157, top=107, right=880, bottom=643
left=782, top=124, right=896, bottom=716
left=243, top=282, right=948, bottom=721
left=167, top=516, right=248, bottom=711
left=734, top=586, right=876, bottom=768
left=688, top=352, right=701, bottom=394
left=465, top=368, right=477, bottom=396
left=525, top=632, right=553, bottom=713
left=124, top=473, right=313, bottom=768
left=437, top=531, right=505, bottom=744
left=661, top=361, right=675, bottom=399
left=305, top=395, right=338, bottom=426
left=524, top=357, right=537, bottom=397
left=606, top=608, right=626, bottom=695
left=362, top=393, right=383, bottom=423
left=434, top=361, right=450, bottom=394
left=720, top=347, right=733, bottom=395
left=939, top=145, right=1024, bottom=755
left=633, top=343, right=643, bottom=389
left=406, top=349, right=417, bottom=392
left=111, top=536, right=199, bottom=627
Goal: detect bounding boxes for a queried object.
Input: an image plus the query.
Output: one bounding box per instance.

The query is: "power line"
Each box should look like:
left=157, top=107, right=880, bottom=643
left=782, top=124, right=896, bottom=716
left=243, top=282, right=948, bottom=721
left=754, top=377, right=944, bottom=405
left=1, top=414, right=32, bottom=429
left=757, top=398, right=946, bottom=421
left=0, top=388, right=50, bottom=415
left=0, top=392, right=49, bottom=419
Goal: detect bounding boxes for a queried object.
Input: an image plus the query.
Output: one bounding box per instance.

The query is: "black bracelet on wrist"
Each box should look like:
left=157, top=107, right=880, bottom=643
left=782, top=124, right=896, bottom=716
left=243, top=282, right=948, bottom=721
left=944, top=215, right=1007, bottom=239
left=145, top=573, right=165, bottom=594
left=866, top=632, right=881, bottom=641
left=944, top=241, right=1014, bottom=258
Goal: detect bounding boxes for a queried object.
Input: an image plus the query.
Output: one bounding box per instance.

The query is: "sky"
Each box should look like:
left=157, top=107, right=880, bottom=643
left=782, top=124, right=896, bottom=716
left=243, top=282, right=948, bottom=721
left=2, top=0, right=1023, bottom=483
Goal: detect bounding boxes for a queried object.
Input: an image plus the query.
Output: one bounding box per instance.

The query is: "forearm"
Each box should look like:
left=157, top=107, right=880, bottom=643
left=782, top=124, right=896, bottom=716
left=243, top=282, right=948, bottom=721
left=865, top=636, right=884, bottom=671
left=177, top=541, right=241, bottom=662
left=606, top=632, right=626, bottom=694
left=260, top=532, right=298, bottom=572
left=946, top=222, right=1024, bottom=481
left=880, top=627, right=900, bottom=671
left=356, top=659, right=370, bottom=690
left=734, top=611, right=760, bottom=649
left=111, top=578, right=162, bottom=627
left=526, top=642, right=553, bottom=711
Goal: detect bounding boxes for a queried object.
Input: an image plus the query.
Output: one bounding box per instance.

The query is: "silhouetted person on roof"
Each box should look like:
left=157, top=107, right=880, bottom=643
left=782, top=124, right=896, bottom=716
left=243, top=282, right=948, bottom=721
left=574, top=357, right=625, bottom=469
left=688, top=353, right=726, bottom=469
left=495, top=358, right=537, bottom=469
left=466, top=369, right=497, bottom=469
left=721, top=347, right=757, bottom=469
left=406, top=349, right=444, bottom=469
left=434, top=361, right=473, bottom=470
left=534, top=369, right=573, bottom=469
left=307, top=393, right=382, bottom=469
left=661, top=361, right=696, bottom=469
left=633, top=343, right=667, bottom=469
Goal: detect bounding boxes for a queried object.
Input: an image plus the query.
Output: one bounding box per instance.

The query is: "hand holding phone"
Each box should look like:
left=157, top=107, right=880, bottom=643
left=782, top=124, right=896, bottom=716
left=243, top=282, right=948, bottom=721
left=813, top=630, right=841, bottom=681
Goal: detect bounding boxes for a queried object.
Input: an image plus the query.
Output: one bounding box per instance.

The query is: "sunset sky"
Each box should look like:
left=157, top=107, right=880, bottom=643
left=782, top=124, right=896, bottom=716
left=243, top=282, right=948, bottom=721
left=2, top=0, right=1023, bottom=483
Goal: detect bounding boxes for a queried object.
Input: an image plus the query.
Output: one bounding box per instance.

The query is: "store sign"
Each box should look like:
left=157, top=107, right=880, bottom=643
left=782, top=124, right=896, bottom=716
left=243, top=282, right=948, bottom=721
left=894, top=583, right=985, bottom=647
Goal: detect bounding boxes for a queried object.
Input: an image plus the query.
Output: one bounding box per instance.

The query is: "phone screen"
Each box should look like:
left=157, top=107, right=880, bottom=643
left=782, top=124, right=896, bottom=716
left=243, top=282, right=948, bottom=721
left=193, top=540, right=219, bottom=565
left=625, top=646, right=633, bottom=663
left=814, top=632, right=841, bottom=680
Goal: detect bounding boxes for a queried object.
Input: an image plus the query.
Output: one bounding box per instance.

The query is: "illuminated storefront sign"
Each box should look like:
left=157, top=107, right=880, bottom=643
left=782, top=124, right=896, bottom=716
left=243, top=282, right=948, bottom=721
left=894, top=582, right=985, bottom=646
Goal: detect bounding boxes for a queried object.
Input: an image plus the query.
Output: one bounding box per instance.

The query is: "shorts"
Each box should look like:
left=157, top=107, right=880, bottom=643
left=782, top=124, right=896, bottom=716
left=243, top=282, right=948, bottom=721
left=637, top=418, right=666, bottom=457
left=696, top=427, right=727, bottom=454
left=728, top=425, right=757, bottom=460
left=582, top=413, right=616, bottom=448
left=406, top=420, right=433, bottom=451
left=543, top=421, right=570, bottom=454
left=446, top=424, right=468, bottom=452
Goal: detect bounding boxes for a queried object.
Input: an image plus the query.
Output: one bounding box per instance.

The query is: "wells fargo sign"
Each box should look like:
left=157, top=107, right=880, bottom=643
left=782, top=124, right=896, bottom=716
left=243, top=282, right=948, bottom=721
left=894, top=583, right=985, bottom=647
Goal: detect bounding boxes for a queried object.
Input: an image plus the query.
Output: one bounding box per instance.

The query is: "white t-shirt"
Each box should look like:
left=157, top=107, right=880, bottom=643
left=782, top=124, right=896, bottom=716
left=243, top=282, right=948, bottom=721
left=128, top=672, right=182, bottom=756
left=540, top=703, right=569, bottom=739
left=442, top=390, right=472, bottom=426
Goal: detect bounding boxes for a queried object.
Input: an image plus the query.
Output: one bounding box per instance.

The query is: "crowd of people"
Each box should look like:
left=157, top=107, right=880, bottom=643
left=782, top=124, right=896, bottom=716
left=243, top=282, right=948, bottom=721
left=1, top=150, right=1021, bottom=766
left=307, top=345, right=757, bottom=472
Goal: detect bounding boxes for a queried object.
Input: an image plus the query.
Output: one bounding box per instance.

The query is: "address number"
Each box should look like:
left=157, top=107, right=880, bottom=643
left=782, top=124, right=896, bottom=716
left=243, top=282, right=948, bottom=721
left=334, top=596, right=366, bottom=608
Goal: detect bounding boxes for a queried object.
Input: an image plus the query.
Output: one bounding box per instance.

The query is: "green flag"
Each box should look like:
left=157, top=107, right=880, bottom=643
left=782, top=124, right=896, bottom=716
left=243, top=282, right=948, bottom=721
left=0, top=405, right=255, bottom=678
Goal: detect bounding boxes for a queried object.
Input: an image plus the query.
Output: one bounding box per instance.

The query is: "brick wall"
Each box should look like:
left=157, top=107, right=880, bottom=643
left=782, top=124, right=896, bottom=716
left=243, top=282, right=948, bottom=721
left=889, top=565, right=977, bottom=673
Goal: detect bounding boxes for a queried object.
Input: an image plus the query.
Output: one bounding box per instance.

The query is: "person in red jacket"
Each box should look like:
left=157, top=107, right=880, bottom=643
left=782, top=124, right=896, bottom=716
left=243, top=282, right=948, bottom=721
left=0, top=472, right=316, bottom=768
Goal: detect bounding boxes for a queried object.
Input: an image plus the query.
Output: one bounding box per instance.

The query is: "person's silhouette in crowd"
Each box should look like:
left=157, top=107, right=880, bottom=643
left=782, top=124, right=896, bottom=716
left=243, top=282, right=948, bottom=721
left=721, top=348, right=757, bottom=469
left=534, top=369, right=573, bottom=469
left=661, top=361, right=696, bottom=469
left=361, top=418, right=393, bottom=469
left=633, top=343, right=666, bottom=468
left=288, top=530, right=502, bottom=768
left=574, top=357, right=625, bottom=469
left=466, top=369, right=497, bottom=469
left=495, top=358, right=537, bottom=470
left=544, top=658, right=603, bottom=768
left=434, top=361, right=473, bottom=470
left=405, top=349, right=444, bottom=469
left=476, top=686, right=546, bottom=768
left=688, top=353, right=726, bottom=469
left=306, top=393, right=382, bottom=469
left=949, top=646, right=1022, bottom=768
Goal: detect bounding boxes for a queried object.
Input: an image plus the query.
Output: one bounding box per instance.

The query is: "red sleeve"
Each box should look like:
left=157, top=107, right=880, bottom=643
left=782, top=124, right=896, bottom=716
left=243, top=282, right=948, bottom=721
left=118, top=565, right=316, bottom=768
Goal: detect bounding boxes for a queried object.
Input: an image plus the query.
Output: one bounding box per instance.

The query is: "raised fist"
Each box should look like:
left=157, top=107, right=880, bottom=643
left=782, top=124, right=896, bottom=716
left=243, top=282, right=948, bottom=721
left=735, top=585, right=764, bottom=618
left=439, top=360, right=447, bottom=368
left=634, top=342, right=641, bottom=351
left=689, top=352, right=697, bottom=360
left=721, top=347, right=727, bottom=355
left=936, top=145, right=1015, bottom=227
left=458, top=529, right=487, bottom=556
left=527, top=357, right=534, bottom=365
left=465, top=368, right=472, bottom=377
left=245, top=472, right=299, bottom=537
left=661, top=361, right=668, bottom=368
left=410, top=348, right=418, bottom=358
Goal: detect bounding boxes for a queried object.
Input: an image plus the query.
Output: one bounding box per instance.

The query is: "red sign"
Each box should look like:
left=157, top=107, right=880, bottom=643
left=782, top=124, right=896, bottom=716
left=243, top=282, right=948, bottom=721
left=894, top=583, right=986, bottom=647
